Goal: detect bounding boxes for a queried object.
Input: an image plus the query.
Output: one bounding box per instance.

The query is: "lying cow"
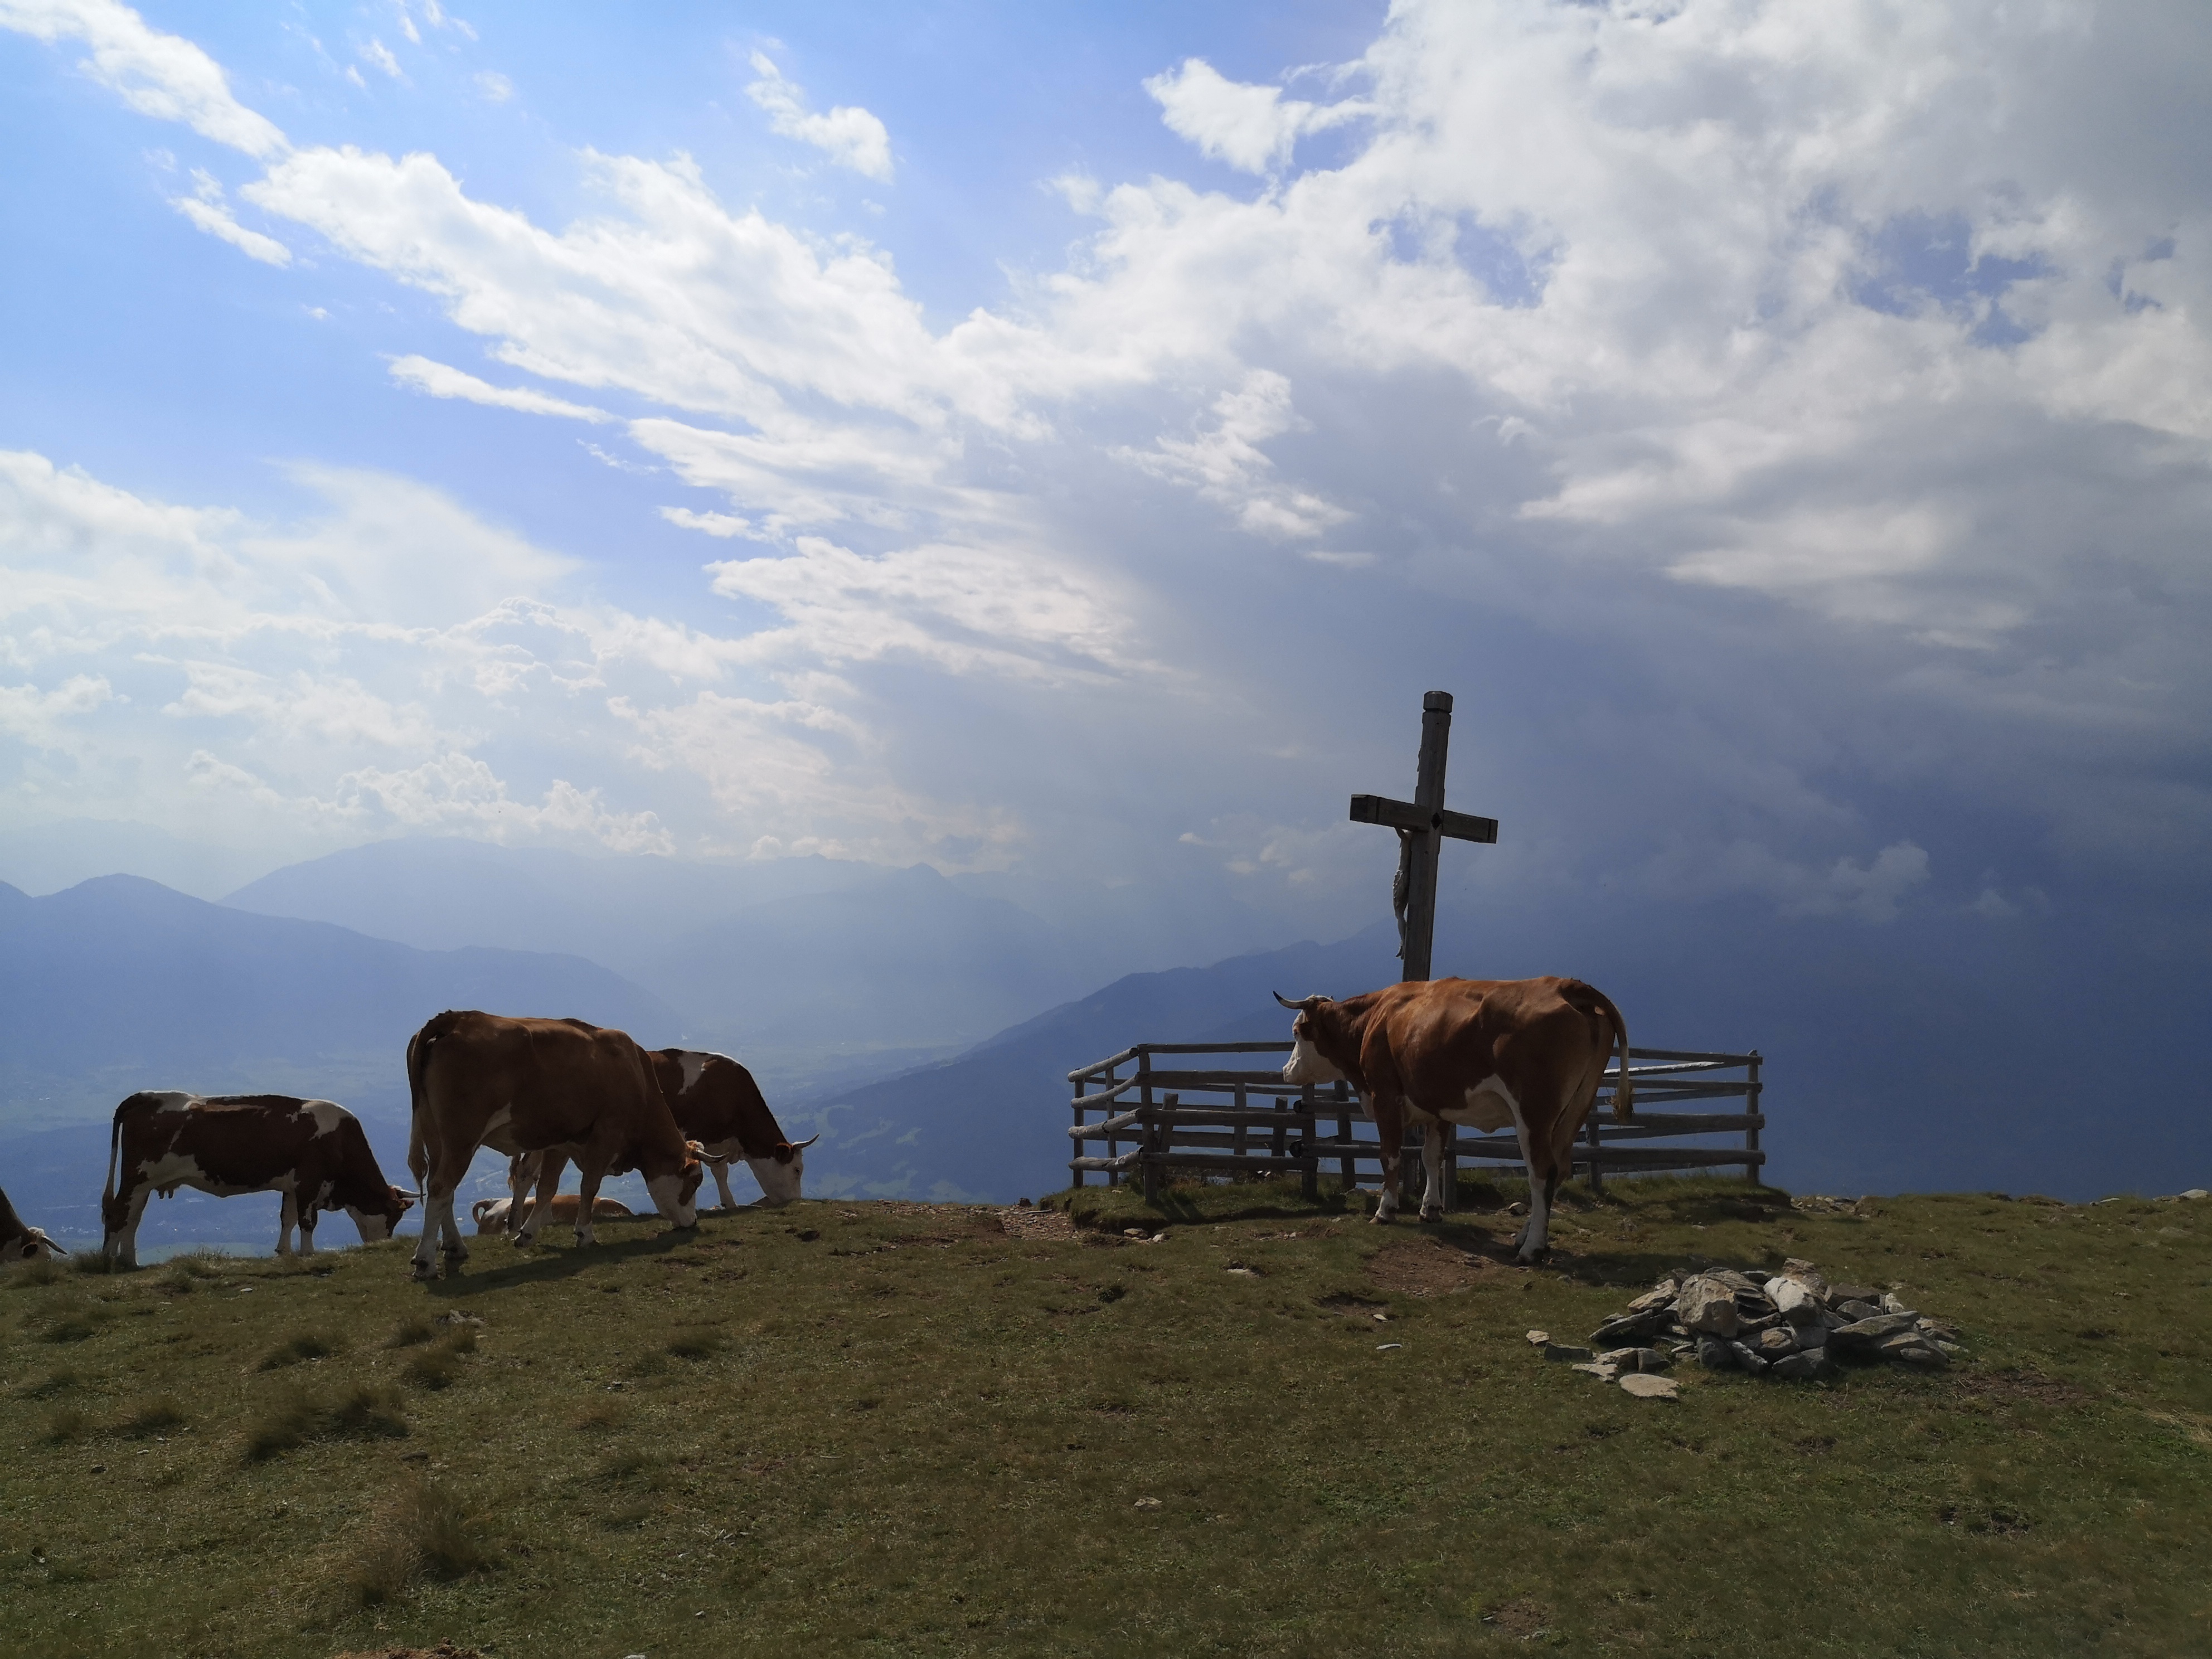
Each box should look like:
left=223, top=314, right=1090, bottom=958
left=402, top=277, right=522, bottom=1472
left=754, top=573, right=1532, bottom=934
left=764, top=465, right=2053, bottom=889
left=100, top=1093, right=417, bottom=1269
left=1, top=1183, right=66, bottom=1262
left=470, top=1192, right=635, bottom=1234
left=1278, top=976, right=1632, bottom=1261
left=505, top=1047, right=816, bottom=1226
left=406, top=1011, right=703, bottom=1278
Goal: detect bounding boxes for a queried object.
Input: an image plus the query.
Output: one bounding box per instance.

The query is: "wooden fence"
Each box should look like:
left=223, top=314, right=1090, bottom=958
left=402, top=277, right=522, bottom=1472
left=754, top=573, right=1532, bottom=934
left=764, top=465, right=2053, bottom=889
left=1067, top=1040, right=1764, bottom=1208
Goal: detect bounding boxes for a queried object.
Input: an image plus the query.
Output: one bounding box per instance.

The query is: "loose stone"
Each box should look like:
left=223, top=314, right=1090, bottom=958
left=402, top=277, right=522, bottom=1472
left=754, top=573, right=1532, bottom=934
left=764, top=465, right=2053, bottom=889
left=1618, top=1373, right=1679, bottom=1400
left=1675, top=1276, right=1743, bottom=1338
left=1544, top=1343, right=1595, bottom=1364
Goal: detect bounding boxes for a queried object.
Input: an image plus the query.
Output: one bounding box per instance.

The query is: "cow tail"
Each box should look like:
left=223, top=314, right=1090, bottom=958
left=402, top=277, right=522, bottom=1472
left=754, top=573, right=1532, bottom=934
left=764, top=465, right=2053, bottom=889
left=405, top=1012, right=458, bottom=1194
left=1592, top=988, right=1633, bottom=1119
left=104, top=1097, right=129, bottom=1207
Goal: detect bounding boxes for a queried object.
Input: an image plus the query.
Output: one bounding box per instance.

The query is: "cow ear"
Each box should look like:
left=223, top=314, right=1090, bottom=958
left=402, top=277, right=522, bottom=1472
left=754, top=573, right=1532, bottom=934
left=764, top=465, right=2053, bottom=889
left=684, top=1140, right=707, bottom=1158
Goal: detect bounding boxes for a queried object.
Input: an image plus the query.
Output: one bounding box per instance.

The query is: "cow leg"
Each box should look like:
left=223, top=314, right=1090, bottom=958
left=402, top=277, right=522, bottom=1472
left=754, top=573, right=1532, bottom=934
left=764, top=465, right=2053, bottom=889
left=711, top=1158, right=739, bottom=1212
left=275, top=1189, right=298, bottom=1257
left=298, top=1210, right=318, bottom=1256
left=571, top=1158, right=612, bottom=1248
left=1369, top=1095, right=1404, bottom=1224
left=515, top=1151, right=564, bottom=1246
left=1419, top=1122, right=1447, bottom=1223
left=506, top=1152, right=537, bottom=1241
left=104, top=1184, right=151, bottom=1270
left=1503, top=1099, right=1550, bottom=1262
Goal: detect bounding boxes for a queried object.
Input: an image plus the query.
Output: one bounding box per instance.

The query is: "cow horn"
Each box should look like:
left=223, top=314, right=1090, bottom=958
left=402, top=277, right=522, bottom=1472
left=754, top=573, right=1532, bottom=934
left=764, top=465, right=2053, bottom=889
left=792, top=1134, right=820, bottom=1151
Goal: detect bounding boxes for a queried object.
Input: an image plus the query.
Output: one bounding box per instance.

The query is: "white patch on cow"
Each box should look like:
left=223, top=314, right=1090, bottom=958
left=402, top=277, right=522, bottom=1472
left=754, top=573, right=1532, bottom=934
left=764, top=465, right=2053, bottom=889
left=1281, top=1032, right=1343, bottom=1086
left=347, top=1205, right=394, bottom=1243
left=744, top=1148, right=804, bottom=1207
left=678, top=1050, right=711, bottom=1093
left=304, top=1099, right=347, bottom=1138
left=1419, top=1124, right=1447, bottom=1219
left=644, top=1171, right=697, bottom=1228
left=1443, top=1075, right=1519, bottom=1134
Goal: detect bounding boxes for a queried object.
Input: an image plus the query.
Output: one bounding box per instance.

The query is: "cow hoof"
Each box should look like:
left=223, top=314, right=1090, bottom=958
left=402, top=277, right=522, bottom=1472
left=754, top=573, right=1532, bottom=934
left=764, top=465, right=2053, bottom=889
left=410, top=1262, right=439, bottom=1282
left=1419, top=1206, right=1444, bottom=1223
left=1369, top=1211, right=1394, bottom=1226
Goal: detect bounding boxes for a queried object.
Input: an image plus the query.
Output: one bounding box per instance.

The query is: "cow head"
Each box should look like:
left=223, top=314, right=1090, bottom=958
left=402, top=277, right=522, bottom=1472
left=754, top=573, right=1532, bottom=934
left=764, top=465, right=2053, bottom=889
left=746, top=1133, right=818, bottom=1206
left=646, top=1146, right=706, bottom=1228
left=6, top=1227, right=64, bottom=1262
left=1274, top=992, right=1348, bottom=1086
left=346, top=1185, right=418, bottom=1244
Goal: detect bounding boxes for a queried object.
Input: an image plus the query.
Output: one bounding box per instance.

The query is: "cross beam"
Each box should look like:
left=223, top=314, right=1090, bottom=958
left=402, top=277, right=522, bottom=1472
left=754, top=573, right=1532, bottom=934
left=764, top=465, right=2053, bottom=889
left=1348, top=690, right=1497, bottom=982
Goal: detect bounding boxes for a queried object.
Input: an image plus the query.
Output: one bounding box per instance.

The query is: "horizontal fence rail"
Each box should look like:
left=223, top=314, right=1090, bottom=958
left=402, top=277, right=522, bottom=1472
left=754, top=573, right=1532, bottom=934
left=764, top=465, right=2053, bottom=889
left=1068, top=1041, right=1764, bottom=1208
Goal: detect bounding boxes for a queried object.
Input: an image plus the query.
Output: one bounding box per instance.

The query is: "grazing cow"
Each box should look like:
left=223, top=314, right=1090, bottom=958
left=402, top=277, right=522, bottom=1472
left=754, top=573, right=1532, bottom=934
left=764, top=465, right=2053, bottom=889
left=100, top=1093, right=416, bottom=1269
left=1, top=1185, right=66, bottom=1262
left=406, top=1011, right=704, bottom=1278
left=470, top=1192, right=634, bottom=1234
left=505, top=1047, right=817, bottom=1225
left=1277, top=976, right=1632, bottom=1261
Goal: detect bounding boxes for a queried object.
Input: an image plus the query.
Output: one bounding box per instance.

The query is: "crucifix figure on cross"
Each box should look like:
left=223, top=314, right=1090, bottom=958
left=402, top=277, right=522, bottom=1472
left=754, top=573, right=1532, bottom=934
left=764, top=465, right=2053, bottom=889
left=1347, top=690, right=1497, bottom=982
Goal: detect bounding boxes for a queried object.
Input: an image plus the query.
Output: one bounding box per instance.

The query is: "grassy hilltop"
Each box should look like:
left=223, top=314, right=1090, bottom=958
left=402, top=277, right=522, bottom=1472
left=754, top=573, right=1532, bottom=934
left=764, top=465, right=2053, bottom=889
left=3, top=1177, right=2208, bottom=1658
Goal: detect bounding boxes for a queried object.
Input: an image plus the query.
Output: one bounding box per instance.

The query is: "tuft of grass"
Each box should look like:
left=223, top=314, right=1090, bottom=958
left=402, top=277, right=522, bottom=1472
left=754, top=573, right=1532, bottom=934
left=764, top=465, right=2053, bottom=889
left=34, top=1304, right=104, bottom=1344
left=571, top=1401, right=627, bottom=1433
left=384, top=1315, right=436, bottom=1348
left=42, top=1405, right=90, bottom=1444
left=400, top=1328, right=474, bottom=1390
left=119, top=1395, right=187, bottom=1438
left=3, top=1255, right=70, bottom=1289
left=245, top=1384, right=406, bottom=1460
left=24, top=1368, right=79, bottom=1399
left=342, top=1481, right=497, bottom=1607
left=258, top=1331, right=336, bottom=1370
left=69, top=1250, right=118, bottom=1276
left=667, top=1327, right=723, bottom=1360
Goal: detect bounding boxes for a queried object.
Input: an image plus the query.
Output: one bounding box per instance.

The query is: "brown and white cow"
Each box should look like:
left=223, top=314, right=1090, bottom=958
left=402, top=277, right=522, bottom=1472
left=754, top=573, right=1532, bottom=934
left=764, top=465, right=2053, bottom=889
left=1277, top=976, right=1633, bottom=1261
left=1, top=1184, right=67, bottom=1262
left=100, top=1093, right=416, bottom=1269
left=470, top=1192, right=635, bottom=1234
left=405, top=1011, right=704, bottom=1278
left=505, top=1047, right=817, bottom=1225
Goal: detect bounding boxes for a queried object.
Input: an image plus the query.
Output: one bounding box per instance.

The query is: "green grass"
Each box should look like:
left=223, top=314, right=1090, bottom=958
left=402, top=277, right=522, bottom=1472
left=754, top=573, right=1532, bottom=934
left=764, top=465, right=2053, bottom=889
left=1, top=1176, right=2207, bottom=1657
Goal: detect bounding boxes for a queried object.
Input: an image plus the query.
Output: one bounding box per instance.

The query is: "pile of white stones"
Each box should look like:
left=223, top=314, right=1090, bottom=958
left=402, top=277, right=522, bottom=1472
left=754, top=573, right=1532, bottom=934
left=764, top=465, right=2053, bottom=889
left=1535, top=1257, right=1963, bottom=1389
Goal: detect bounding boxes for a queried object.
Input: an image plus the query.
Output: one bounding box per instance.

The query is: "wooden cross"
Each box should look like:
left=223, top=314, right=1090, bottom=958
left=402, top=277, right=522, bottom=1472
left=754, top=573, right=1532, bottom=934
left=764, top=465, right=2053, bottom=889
left=1348, top=690, right=1497, bottom=982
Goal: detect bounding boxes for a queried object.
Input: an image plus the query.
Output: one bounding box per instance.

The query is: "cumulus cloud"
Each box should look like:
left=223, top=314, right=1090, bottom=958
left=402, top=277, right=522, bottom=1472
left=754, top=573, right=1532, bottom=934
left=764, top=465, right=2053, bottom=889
left=0, top=0, right=287, bottom=157
left=357, top=37, right=401, bottom=80
left=1116, top=370, right=1350, bottom=540
left=1144, top=57, right=1370, bottom=174
left=744, top=51, right=893, bottom=181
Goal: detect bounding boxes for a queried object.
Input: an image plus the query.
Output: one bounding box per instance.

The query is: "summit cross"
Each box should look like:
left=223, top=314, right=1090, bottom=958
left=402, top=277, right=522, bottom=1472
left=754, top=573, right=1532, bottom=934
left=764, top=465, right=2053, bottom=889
left=1347, top=690, right=1497, bottom=982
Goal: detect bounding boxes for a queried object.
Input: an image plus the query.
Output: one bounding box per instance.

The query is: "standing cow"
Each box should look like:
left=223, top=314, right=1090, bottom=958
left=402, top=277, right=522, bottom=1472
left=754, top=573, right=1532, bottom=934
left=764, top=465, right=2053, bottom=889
left=405, top=1011, right=703, bottom=1279
left=100, top=1093, right=417, bottom=1269
left=2, top=1185, right=67, bottom=1262
left=503, top=1047, right=816, bottom=1227
left=1277, top=976, right=1632, bottom=1261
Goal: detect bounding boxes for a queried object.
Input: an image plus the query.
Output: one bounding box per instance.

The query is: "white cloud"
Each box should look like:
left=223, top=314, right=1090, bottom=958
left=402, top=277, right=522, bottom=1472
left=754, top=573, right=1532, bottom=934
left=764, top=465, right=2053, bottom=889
left=0, top=673, right=115, bottom=749
left=358, top=37, right=401, bottom=80
left=388, top=355, right=612, bottom=422
left=744, top=51, right=893, bottom=182
left=1145, top=57, right=1370, bottom=174
left=0, top=0, right=287, bottom=157
left=658, top=506, right=758, bottom=539
left=171, top=168, right=291, bottom=265
left=1115, top=370, right=1350, bottom=540
left=475, top=70, right=511, bottom=103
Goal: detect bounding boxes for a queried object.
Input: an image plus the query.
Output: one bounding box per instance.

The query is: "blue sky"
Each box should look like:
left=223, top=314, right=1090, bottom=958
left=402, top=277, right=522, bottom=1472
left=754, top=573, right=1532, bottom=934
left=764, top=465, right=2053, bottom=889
left=2, top=0, right=2209, bottom=984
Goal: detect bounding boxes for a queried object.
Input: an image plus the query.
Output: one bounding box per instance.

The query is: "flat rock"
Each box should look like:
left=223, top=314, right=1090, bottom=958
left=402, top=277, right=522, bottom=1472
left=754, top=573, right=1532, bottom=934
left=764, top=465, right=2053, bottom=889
left=1886, top=1341, right=1948, bottom=1367
left=1755, top=1327, right=1798, bottom=1355
left=1675, top=1276, right=1742, bottom=1339
left=1794, top=1323, right=1829, bottom=1351
left=1599, top=1346, right=1672, bottom=1372
left=1835, top=1299, right=1886, bottom=1322
left=1525, top=1330, right=1550, bottom=1346
left=1769, top=1349, right=1837, bottom=1381
left=1627, top=1282, right=1679, bottom=1314
left=1881, top=1292, right=1915, bottom=1317
left=1830, top=1283, right=1879, bottom=1306
left=1779, top=1259, right=1832, bottom=1301
left=1543, top=1343, right=1595, bottom=1364
left=1571, top=1361, right=1622, bottom=1381
left=1708, top=1269, right=1762, bottom=1292
left=1832, top=1313, right=1919, bottom=1346
left=1618, top=1373, right=1679, bottom=1400
left=2178, top=1189, right=2208, bottom=1201
left=1696, top=1335, right=1737, bottom=1371
left=1589, top=1310, right=1670, bottom=1346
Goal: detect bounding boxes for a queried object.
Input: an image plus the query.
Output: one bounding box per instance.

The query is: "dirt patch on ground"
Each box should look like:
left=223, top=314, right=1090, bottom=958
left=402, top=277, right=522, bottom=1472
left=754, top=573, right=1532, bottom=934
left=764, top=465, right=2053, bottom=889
left=1317, top=1292, right=1390, bottom=1321
left=332, top=1644, right=482, bottom=1659
left=1953, top=1370, right=2094, bottom=1409
left=1483, top=1597, right=1551, bottom=1638
left=1000, top=1206, right=1076, bottom=1242
left=1364, top=1237, right=1497, bottom=1296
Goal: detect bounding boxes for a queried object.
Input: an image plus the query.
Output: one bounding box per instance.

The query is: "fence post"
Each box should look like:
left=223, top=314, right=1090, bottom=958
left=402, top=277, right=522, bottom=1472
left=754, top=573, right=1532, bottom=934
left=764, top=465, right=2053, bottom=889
left=1335, top=1081, right=1354, bottom=1193
left=1143, top=1091, right=1175, bottom=1206
left=1743, top=1050, right=1763, bottom=1185
left=1442, top=1124, right=1457, bottom=1213
left=1233, top=1080, right=1249, bottom=1169
left=1295, top=1088, right=1319, bottom=1200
